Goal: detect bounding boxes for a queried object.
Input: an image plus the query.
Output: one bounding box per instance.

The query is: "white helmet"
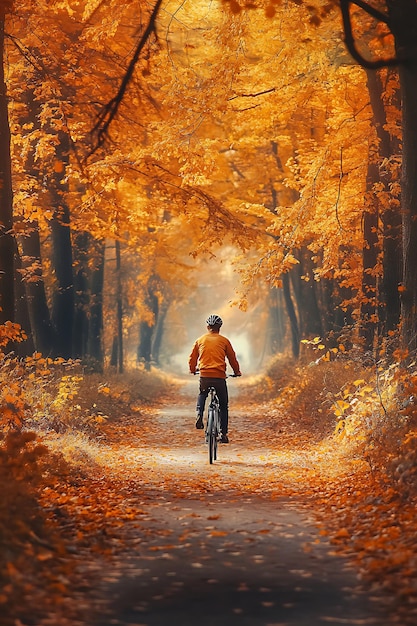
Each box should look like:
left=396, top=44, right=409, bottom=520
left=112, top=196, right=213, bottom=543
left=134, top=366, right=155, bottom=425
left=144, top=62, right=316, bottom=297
left=206, top=314, right=223, bottom=327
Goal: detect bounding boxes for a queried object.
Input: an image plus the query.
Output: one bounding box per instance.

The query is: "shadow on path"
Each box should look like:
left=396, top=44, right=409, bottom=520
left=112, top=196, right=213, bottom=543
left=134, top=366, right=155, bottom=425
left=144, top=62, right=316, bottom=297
left=89, top=381, right=390, bottom=626
left=96, top=497, right=386, bottom=625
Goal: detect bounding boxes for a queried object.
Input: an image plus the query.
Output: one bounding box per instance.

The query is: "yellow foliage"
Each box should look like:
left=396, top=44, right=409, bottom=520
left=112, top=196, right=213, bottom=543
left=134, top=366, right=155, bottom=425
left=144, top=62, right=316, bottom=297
left=333, top=400, right=350, bottom=417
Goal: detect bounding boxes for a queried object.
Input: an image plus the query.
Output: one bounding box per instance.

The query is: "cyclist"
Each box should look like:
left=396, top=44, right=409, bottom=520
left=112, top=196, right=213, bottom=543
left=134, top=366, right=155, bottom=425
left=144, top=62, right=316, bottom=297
left=188, top=314, right=241, bottom=443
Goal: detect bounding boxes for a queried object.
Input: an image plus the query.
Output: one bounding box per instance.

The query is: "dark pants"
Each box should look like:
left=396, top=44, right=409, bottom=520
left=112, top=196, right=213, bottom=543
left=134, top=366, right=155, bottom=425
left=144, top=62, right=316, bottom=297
left=196, top=377, right=229, bottom=435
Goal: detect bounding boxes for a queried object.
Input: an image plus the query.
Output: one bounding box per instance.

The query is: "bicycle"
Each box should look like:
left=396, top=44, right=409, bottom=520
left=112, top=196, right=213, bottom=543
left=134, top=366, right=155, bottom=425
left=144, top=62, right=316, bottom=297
left=206, top=385, right=221, bottom=464
left=201, top=374, right=239, bottom=464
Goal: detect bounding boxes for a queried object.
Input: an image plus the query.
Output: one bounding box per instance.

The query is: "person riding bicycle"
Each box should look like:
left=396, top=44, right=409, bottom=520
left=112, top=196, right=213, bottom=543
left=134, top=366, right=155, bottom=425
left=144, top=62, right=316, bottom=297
left=188, top=314, right=241, bottom=443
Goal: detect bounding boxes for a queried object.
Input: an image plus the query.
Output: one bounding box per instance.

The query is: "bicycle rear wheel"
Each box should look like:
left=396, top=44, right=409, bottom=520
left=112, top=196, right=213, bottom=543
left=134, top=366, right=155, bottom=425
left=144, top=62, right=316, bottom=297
left=207, top=409, right=215, bottom=464
left=213, top=409, right=219, bottom=461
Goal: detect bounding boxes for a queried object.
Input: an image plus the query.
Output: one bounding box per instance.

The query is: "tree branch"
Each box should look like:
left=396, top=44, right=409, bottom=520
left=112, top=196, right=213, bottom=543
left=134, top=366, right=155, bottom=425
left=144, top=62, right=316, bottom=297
left=348, top=0, right=390, bottom=25
left=340, top=0, right=400, bottom=69
left=90, top=0, right=163, bottom=154
left=229, top=87, right=276, bottom=100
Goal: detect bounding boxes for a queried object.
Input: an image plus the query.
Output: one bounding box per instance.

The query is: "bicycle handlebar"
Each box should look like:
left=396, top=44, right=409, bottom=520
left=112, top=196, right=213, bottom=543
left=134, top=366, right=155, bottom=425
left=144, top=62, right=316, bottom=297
left=192, top=370, right=241, bottom=377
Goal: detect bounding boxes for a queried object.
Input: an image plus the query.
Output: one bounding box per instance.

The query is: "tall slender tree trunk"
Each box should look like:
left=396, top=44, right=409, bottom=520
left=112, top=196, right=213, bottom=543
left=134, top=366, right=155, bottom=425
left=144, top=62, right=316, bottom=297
left=282, top=272, right=300, bottom=358
left=0, top=13, right=15, bottom=324
left=138, top=322, right=153, bottom=371
left=392, top=2, right=417, bottom=354
left=14, top=245, right=35, bottom=356
left=16, top=87, right=56, bottom=353
left=115, top=239, right=123, bottom=373
left=399, top=64, right=417, bottom=353
left=137, top=283, right=159, bottom=371
left=152, top=302, right=168, bottom=366
left=87, top=240, right=105, bottom=372
left=73, top=231, right=90, bottom=359
left=382, top=204, right=402, bottom=338
left=316, top=279, right=334, bottom=336
left=291, top=247, right=322, bottom=339
left=18, top=226, right=54, bottom=354
left=364, top=69, right=401, bottom=348
left=50, top=210, right=73, bottom=358
left=50, top=132, right=73, bottom=358
left=360, top=159, right=379, bottom=352
left=71, top=231, right=105, bottom=371
left=266, top=287, right=286, bottom=355
left=378, top=73, right=402, bottom=341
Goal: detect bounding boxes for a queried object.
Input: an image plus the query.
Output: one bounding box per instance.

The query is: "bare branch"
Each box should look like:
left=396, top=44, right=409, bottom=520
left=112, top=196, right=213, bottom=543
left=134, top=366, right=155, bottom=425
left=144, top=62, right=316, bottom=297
left=90, top=0, right=163, bottom=154
left=348, top=0, right=390, bottom=24
left=340, top=0, right=401, bottom=69
left=229, top=87, right=276, bottom=100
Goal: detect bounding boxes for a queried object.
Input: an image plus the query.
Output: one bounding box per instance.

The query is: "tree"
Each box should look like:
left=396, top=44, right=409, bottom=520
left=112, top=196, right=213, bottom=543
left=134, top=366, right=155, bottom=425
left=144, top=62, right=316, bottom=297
left=4, top=0, right=411, bottom=368
left=360, top=68, right=401, bottom=353
left=214, top=0, right=412, bottom=359
left=336, top=0, right=417, bottom=353
left=213, top=3, right=370, bottom=351
left=7, top=0, right=168, bottom=364
left=0, top=2, right=15, bottom=324
left=50, top=132, right=74, bottom=359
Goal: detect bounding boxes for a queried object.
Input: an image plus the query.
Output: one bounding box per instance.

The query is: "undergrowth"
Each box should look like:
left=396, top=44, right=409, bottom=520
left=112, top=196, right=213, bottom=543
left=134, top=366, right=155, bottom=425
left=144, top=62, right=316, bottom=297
left=0, top=429, right=74, bottom=624
left=2, top=319, right=417, bottom=623
left=0, top=326, right=176, bottom=624
left=246, top=350, right=417, bottom=622
left=251, top=349, right=417, bottom=495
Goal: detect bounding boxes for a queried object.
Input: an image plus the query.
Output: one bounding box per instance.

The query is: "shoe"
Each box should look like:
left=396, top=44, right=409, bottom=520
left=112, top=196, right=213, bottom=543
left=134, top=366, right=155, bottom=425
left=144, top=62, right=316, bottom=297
left=220, top=434, right=229, bottom=443
left=195, top=417, right=204, bottom=430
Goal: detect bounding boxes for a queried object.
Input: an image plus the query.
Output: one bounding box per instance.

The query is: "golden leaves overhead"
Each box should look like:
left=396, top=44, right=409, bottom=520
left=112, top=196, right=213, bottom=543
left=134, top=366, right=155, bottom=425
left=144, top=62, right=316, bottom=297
left=5, top=0, right=401, bottom=336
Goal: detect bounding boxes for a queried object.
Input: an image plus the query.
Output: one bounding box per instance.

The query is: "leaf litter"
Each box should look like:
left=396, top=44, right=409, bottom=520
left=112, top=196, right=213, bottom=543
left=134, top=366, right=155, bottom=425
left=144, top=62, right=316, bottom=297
left=2, top=370, right=417, bottom=625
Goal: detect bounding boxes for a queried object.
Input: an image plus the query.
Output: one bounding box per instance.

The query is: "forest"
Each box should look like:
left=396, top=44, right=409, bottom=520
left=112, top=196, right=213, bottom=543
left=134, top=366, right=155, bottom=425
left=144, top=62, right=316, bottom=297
left=2, top=0, right=417, bottom=624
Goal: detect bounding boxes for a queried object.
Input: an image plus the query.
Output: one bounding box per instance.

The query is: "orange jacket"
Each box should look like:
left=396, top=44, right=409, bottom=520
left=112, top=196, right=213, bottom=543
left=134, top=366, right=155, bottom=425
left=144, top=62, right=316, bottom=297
left=189, top=332, right=241, bottom=379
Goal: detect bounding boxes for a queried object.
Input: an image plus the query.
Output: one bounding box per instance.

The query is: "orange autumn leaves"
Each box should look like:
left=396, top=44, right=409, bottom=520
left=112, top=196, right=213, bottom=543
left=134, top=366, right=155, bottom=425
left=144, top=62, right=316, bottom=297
left=2, top=357, right=417, bottom=624
left=40, top=368, right=417, bottom=626
left=7, top=0, right=389, bottom=334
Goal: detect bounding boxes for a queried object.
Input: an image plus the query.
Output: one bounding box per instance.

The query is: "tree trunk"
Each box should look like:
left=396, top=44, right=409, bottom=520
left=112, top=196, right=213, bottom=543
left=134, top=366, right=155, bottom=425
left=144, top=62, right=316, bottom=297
left=115, top=239, right=123, bottom=373
left=152, top=302, right=168, bottom=366
left=391, top=2, right=417, bottom=354
left=291, top=248, right=323, bottom=339
left=72, top=232, right=105, bottom=371
left=399, top=70, right=417, bottom=354
left=138, top=322, right=153, bottom=371
left=382, top=204, right=402, bottom=338
left=399, top=68, right=417, bottom=353
left=50, top=132, right=73, bottom=358
left=14, top=245, right=35, bottom=356
left=266, top=287, right=286, bottom=355
left=87, top=240, right=105, bottom=372
left=360, top=159, right=379, bottom=353
left=137, top=287, right=159, bottom=370
left=110, top=336, right=118, bottom=368
left=73, top=231, right=90, bottom=359
left=18, top=225, right=54, bottom=354
left=0, top=14, right=15, bottom=324
left=282, top=272, right=300, bottom=358
left=316, top=277, right=335, bottom=336
left=15, top=86, right=57, bottom=354
left=365, top=68, right=402, bottom=345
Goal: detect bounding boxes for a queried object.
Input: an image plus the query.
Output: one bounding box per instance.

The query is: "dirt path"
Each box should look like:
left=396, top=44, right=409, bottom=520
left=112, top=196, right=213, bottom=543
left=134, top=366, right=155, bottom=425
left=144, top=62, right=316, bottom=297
left=73, top=379, right=391, bottom=626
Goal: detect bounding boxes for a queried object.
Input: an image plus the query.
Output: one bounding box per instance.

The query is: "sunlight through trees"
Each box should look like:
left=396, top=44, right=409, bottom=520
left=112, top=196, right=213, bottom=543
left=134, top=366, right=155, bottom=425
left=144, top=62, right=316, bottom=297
left=0, top=0, right=414, bottom=367
left=2, top=3, right=417, bottom=622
